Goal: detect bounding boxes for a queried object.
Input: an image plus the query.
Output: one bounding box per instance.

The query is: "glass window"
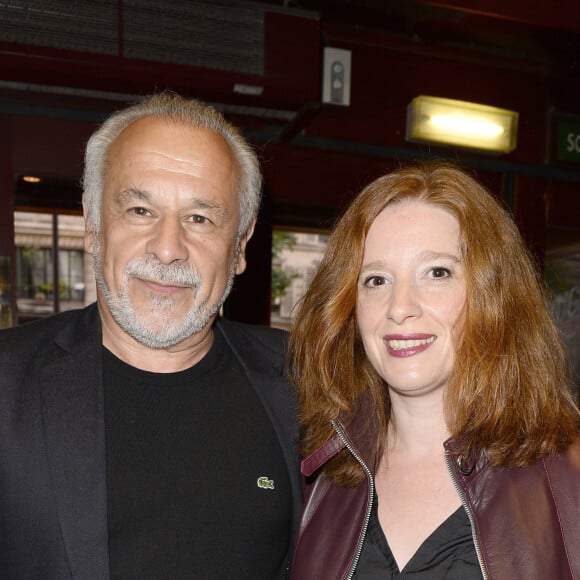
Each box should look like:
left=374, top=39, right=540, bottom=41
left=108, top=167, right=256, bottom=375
left=271, top=229, right=328, bottom=330
left=546, top=254, right=580, bottom=393
left=14, top=211, right=88, bottom=324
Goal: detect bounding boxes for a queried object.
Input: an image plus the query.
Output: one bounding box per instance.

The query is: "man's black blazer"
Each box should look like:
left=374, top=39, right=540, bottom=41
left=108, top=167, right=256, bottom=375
left=0, top=303, right=301, bottom=579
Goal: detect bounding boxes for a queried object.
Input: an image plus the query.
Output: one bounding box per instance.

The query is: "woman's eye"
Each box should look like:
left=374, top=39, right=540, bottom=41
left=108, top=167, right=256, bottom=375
left=364, top=275, right=386, bottom=287
left=430, top=267, right=451, bottom=279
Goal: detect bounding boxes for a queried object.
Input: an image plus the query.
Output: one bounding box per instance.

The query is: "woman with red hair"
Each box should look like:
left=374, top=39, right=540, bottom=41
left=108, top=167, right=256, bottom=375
left=289, top=162, right=579, bottom=579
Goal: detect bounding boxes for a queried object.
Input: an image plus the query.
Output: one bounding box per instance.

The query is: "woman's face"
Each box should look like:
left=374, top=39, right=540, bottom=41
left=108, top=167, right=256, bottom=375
left=356, top=199, right=466, bottom=398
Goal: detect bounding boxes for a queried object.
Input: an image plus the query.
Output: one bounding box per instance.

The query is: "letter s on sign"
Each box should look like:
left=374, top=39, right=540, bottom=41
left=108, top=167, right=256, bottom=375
left=567, top=132, right=580, bottom=153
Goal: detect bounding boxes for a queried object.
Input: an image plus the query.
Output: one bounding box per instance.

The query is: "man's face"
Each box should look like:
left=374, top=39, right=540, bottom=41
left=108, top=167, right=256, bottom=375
left=85, top=116, right=252, bottom=348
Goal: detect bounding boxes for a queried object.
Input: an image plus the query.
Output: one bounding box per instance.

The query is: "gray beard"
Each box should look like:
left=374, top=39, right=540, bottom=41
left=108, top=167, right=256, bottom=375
left=92, top=239, right=237, bottom=349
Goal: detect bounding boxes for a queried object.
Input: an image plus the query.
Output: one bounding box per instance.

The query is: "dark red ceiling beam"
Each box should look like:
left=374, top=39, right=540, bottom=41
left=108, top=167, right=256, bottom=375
left=421, top=0, right=580, bottom=32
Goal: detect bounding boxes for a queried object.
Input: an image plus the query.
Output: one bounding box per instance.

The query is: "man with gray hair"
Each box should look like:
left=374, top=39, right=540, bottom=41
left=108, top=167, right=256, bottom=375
left=0, top=92, right=300, bottom=579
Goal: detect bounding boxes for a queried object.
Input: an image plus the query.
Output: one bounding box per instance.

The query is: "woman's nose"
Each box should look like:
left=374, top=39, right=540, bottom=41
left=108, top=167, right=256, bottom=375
left=386, top=279, right=421, bottom=324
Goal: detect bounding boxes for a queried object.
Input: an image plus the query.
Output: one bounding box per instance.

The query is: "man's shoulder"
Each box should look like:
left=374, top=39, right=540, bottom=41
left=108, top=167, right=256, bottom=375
left=0, top=304, right=99, bottom=354
left=217, top=317, right=287, bottom=343
left=216, top=318, right=288, bottom=374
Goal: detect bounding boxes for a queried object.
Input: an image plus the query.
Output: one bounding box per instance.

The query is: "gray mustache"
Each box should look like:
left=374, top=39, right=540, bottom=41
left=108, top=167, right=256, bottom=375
left=125, top=258, right=201, bottom=287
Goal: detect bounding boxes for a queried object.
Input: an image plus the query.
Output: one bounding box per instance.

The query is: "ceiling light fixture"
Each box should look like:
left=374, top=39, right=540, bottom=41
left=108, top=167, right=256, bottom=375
left=406, top=95, right=519, bottom=153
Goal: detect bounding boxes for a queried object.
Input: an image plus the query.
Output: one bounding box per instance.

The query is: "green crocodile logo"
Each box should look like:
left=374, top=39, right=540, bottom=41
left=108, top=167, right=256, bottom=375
left=257, top=476, right=275, bottom=490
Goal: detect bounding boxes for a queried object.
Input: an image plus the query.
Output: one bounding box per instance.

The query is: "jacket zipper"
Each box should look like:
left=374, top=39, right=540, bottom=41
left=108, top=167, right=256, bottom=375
left=444, top=451, right=488, bottom=580
left=331, top=420, right=375, bottom=580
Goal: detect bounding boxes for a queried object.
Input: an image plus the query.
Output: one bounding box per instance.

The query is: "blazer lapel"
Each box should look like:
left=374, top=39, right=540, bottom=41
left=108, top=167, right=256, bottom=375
left=39, top=307, right=110, bottom=579
left=216, top=320, right=302, bottom=541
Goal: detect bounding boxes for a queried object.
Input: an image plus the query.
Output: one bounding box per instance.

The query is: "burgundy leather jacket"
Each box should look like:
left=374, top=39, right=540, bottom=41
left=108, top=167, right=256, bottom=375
left=291, top=399, right=580, bottom=580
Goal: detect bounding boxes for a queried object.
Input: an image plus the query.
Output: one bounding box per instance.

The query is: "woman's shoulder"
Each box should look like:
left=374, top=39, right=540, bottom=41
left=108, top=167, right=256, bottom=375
left=551, top=433, right=580, bottom=474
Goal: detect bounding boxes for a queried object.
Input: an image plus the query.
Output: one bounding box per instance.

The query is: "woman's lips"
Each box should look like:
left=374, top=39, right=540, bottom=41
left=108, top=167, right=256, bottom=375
left=383, top=334, right=436, bottom=358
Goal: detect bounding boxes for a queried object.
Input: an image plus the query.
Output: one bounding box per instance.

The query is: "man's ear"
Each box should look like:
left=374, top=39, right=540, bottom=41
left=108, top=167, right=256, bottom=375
left=82, top=195, right=95, bottom=255
left=235, top=219, right=256, bottom=275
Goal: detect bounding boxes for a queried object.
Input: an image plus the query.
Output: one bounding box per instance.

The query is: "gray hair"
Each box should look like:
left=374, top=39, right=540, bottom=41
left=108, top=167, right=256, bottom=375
left=82, top=91, right=262, bottom=237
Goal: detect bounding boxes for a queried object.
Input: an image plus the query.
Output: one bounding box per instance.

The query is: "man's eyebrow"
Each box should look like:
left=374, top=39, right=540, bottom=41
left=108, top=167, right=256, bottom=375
left=115, top=189, right=222, bottom=210
left=187, top=198, right=229, bottom=222
left=114, top=188, right=151, bottom=207
left=114, top=189, right=230, bottom=220
left=189, top=198, right=224, bottom=211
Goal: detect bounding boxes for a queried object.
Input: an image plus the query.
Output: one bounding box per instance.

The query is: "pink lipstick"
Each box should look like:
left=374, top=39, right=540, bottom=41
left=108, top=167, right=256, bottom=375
left=383, top=334, right=435, bottom=358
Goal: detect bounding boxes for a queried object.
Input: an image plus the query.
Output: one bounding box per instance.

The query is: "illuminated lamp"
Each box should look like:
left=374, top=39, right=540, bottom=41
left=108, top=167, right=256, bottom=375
left=406, top=96, right=518, bottom=153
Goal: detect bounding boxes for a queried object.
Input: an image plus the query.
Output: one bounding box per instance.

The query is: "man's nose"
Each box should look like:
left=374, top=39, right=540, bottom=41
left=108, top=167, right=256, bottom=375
left=146, top=216, right=189, bottom=264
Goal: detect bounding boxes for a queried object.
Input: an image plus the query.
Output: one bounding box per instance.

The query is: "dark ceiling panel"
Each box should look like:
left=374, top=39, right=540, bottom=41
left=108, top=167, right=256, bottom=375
left=123, top=0, right=265, bottom=75
left=0, top=0, right=118, bottom=55
left=0, top=0, right=579, bottom=253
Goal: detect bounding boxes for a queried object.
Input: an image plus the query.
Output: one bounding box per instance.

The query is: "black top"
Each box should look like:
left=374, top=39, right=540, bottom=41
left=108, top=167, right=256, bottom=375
left=103, top=331, right=292, bottom=579
left=353, top=492, right=483, bottom=579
